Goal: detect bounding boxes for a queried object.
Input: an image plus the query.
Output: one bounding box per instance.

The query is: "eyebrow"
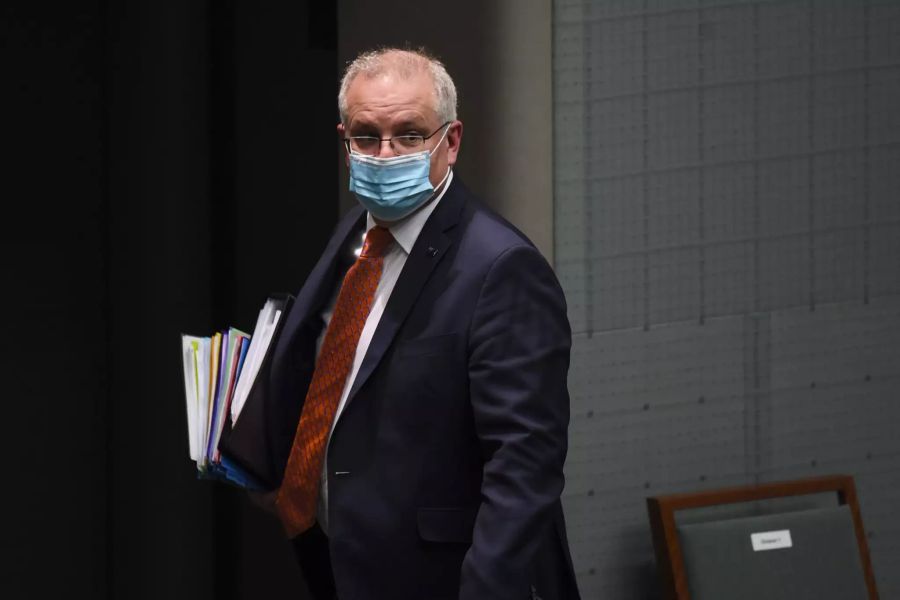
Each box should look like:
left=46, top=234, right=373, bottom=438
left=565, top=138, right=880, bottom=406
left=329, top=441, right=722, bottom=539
left=348, top=121, right=379, bottom=135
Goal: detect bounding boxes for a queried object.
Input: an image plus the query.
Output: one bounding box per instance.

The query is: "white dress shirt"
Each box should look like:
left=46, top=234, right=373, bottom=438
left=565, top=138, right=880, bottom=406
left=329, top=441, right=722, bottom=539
left=315, top=170, right=454, bottom=533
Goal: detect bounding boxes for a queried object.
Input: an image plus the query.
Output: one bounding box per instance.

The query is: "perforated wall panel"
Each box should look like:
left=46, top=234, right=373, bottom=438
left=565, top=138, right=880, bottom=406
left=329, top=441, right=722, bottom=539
left=553, top=1, right=900, bottom=597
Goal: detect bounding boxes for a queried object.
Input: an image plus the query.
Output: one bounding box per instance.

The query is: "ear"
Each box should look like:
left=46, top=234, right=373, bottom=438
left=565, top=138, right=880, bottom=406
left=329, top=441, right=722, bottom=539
left=446, top=120, right=463, bottom=167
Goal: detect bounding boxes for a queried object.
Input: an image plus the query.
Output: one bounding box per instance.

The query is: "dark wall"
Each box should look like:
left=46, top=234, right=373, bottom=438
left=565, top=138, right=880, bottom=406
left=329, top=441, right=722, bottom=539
left=3, top=1, right=336, bottom=598
left=2, top=2, right=108, bottom=597
left=228, top=3, right=337, bottom=598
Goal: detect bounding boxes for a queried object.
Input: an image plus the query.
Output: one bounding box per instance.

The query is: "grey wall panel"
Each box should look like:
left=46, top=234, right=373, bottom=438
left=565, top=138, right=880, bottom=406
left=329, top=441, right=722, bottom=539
left=813, top=151, right=866, bottom=229
left=871, top=224, right=900, bottom=297
left=593, top=176, right=646, bottom=257
left=704, top=85, right=757, bottom=163
left=704, top=241, right=755, bottom=317
left=757, top=80, right=810, bottom=156
left=589, top=17, right=645, bottom=95
left=703, top=164, right=757, bottom=243
left=592, top=256, right=647, bottom=331
left=815, top=73, right=867, bottom=150
left=814, top=230, right=864, bottom=304
left=870, top=146, right=900, bottom=221
left=870, top=2, right=900, bottom=66
left=589, top=97, right=646, bottom=176
left=757, top=3, right=810, bottom=78
left=568, top=318, right=746, bottom=416
left=767, top=300, right=900, bottom=390
left=648, top=171, right=701, bottom=249
left=565, top=318, right=749, bottom=597
left=757, top=158, right=809, bottom=236
left=647, top=91, right=701, bottom=169
left=555, top=0, right=900, bottom=596
left=648, top=248, right=701, bottom=324
left=646, top=12, right=700, bottom=90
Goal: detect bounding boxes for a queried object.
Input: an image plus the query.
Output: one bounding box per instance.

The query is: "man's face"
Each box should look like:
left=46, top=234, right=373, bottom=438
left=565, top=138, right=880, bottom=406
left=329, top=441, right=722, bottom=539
left=339, top=70, right=462, bottom=190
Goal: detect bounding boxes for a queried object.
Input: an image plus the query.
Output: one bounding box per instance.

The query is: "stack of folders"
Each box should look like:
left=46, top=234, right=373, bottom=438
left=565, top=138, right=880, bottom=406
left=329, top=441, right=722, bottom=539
left=181, top=295, right=292, bottom=490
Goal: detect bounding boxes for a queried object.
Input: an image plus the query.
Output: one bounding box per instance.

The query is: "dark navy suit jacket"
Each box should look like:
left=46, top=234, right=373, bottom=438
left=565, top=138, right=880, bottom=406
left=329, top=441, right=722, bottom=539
left=267, top=178, right=581, bottom=600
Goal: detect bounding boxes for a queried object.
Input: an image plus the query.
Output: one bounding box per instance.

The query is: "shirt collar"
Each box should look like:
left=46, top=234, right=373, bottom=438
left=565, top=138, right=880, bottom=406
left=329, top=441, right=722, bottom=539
left=365, top=169, right=454, bottom=255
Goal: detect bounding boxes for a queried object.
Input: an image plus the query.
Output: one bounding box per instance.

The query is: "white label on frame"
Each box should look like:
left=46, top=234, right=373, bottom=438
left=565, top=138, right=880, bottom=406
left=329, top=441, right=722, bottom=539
left=751, top=529, right=793, bottom=552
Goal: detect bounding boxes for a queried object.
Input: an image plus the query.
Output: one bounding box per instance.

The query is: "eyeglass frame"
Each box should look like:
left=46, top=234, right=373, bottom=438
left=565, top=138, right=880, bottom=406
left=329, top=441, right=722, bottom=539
left=343, top=121, right=452, bottom=156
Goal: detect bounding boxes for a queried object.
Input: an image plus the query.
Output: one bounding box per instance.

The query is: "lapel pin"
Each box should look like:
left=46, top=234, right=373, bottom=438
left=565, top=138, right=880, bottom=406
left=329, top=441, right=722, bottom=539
left=426, top=246, right=439, bottom=257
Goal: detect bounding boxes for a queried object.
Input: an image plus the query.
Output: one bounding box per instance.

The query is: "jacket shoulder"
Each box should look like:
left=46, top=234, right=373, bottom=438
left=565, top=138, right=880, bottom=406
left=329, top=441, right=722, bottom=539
left=453, top=183, right=540, bottom=262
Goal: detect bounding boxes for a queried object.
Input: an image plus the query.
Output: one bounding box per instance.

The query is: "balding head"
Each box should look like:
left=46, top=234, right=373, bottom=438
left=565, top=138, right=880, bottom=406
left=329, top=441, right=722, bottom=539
left=338, top=48, right=458, bottom=126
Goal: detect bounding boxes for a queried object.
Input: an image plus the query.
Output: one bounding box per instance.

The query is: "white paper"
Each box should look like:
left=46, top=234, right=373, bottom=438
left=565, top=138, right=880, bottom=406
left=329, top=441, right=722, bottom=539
left=181, top=335, right=212, bottom=465
left=181, top=337, right=199, bottom=461
left=230, top=303, right=270, bottom=422
left=751, top=529, right=793, bottom=552
left=231, top=302, right=283, bottom=423
left=196, top=336, right=211, bottom=468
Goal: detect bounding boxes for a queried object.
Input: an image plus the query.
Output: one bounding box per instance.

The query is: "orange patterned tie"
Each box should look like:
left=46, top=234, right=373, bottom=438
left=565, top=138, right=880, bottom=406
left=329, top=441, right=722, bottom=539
left=276, top=226, right=394, bottom=538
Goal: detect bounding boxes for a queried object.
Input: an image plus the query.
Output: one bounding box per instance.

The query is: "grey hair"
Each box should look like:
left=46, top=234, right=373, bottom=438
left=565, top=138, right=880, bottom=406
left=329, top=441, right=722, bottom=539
left=338, top=47, right=458, bottom=126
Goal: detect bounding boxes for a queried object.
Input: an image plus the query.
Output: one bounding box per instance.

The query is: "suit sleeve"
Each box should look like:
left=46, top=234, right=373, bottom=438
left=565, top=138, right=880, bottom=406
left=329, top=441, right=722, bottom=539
left=460, top=244, right=572, bottom=600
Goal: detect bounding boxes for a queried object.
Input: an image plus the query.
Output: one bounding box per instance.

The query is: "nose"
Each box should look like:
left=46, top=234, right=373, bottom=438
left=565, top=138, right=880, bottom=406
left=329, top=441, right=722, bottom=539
left=375, top=138, right=398, bottom=158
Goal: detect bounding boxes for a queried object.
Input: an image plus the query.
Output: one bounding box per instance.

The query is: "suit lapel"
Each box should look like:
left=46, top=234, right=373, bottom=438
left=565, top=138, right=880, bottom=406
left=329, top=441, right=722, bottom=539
left=345, top=182, right=466, bottom=403
left=277, top=206, right=365, bottom=353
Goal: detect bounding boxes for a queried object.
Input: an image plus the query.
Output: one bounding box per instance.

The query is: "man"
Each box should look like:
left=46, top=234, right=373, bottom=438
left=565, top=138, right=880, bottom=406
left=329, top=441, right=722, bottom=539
left=263, top=47, right=580, bottom=600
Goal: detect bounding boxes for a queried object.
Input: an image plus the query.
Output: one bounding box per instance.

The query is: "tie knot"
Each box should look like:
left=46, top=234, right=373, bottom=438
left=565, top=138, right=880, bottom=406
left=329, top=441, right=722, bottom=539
left=360, top=226, right=393, bottom=258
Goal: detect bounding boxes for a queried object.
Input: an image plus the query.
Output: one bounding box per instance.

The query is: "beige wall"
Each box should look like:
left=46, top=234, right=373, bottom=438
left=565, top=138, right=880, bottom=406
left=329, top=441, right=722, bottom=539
left=337, top=0, right=554, bottom=262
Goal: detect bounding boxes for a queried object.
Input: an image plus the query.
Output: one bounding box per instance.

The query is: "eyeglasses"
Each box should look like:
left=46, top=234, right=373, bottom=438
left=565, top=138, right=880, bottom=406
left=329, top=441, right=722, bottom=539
left=344, top=121, right=451, bottom=156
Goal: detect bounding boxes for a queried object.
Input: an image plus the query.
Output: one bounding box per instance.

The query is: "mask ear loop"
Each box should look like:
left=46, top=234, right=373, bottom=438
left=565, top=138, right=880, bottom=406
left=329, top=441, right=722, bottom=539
left=430, top=122, right=454, bottom=190
left=434, top=161, right=452, bottom=191
left=428, top=122, right=453, bottom=157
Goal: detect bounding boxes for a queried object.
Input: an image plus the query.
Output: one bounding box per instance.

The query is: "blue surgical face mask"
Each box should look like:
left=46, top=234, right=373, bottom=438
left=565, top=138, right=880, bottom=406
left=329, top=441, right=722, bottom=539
left=348, top=125, right=451, bottom=222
